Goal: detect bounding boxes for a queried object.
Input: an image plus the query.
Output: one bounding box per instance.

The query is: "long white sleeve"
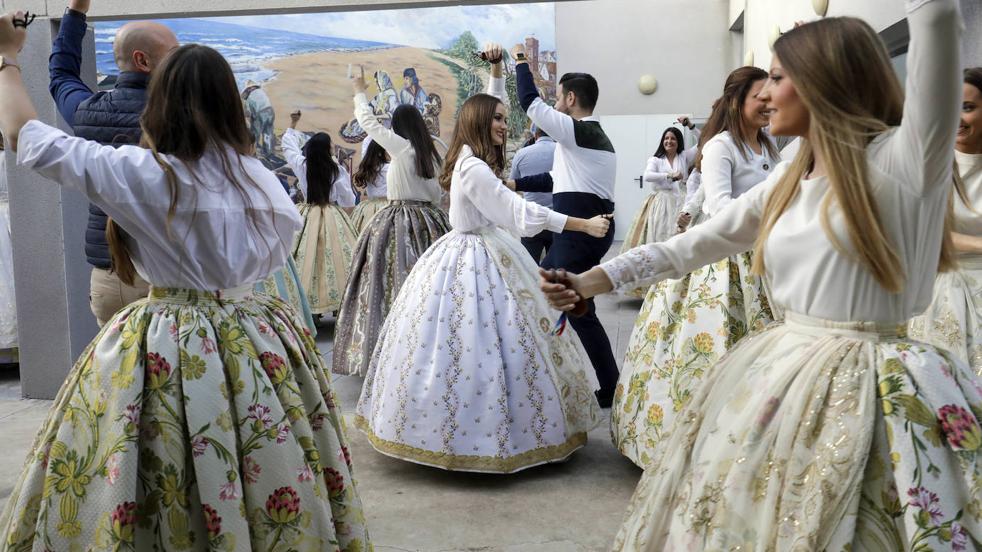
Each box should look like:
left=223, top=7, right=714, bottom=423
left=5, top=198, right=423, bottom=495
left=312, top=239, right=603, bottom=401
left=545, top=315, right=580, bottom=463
left=456, top=153, right=567, bottom=237
left=682, top=171, right=703, bottom=214
left=354, top=93, right=410, bottom=156
left=600, top=164, right=785, bottom=290
left=885, top=0, right=962, bottom=195
left=700, top=138, right=735, bottom=216
left=331, top=165, right=356, bottom=208
left=281, top=128, right=308, bottom=196
left=486, top=74, right=507, bottom=102
left=643, top=157, right=674, bottom=191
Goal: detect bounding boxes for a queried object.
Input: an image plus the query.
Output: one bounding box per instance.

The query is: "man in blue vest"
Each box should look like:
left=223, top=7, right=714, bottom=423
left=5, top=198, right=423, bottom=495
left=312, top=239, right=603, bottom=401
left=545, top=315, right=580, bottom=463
left=49, top=0, right=178, bottom=326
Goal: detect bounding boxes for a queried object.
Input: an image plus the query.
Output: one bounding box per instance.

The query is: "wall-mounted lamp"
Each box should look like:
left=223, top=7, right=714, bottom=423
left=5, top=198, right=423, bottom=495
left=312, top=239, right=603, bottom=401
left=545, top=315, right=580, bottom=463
left=813, top=0, right=829, bottom=16
left=744, top=50, right=755, bottom=67
left=769, top=24, right=782, bottom=51
left=638, top=74, right=658, bottom=95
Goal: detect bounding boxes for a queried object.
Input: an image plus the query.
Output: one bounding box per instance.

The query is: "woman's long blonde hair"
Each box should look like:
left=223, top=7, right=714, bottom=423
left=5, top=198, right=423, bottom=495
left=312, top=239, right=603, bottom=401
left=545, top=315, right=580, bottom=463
left=751, top=17, right=959, bottom=293
left=439, top=93, right=506, bottom=191
left=106, top=45, right=274, bottom=285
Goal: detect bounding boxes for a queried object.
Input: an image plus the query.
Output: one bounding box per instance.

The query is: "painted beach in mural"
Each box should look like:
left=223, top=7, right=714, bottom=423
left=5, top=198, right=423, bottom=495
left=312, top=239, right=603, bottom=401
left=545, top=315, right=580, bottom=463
left=96, top=4, right=558, bottom=189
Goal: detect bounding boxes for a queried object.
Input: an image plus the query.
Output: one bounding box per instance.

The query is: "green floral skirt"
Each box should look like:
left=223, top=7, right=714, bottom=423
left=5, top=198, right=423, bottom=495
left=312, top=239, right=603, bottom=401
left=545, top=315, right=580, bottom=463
left=0, top=286, right=371, bottom=552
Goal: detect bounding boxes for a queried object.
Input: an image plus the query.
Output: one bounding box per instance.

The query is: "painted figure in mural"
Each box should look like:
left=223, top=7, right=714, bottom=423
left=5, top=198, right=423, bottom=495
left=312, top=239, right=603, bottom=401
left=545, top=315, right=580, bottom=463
left=399, top=67, right=429, bottom=111
left=371, top=70, right=400, bottom=119
left=242, top=79, right=276, bottom=157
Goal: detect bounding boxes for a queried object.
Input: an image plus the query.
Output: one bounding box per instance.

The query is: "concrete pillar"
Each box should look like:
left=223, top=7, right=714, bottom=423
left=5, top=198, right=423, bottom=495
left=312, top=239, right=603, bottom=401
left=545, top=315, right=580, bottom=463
left=6, top=18, right=99, bottom=398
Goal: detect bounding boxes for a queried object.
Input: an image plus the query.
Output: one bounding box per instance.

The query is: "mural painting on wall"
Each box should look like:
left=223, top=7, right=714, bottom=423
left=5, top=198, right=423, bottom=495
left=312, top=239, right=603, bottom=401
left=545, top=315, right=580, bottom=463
left=96, top=4, right=558, bottom=195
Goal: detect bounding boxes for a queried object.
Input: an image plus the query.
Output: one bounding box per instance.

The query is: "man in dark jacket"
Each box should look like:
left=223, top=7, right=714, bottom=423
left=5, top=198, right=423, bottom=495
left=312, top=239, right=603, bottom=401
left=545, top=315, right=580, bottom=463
left=49, top=0, right=177, bottom=325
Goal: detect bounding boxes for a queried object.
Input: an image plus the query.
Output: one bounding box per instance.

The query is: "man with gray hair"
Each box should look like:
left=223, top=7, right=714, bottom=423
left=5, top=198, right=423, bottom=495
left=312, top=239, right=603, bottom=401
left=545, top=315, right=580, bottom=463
left=48, top=0, right=177, bottom=325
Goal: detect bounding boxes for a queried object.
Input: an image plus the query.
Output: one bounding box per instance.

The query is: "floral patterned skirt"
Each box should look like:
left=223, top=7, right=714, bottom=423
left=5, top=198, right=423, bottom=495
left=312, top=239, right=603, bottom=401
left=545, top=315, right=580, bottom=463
left=350, top=198, right=388, bottom=237
left=0, top=286, right=371, bottom=552
left=293, top=204, right=358, bottom=315
left=255, top=256, right=317, bottom=336
left=356, top=228, right=600, bottom=473
left=333, top=200, right=450, bottom=377
left=909, top=256, right=982, bottom=375
left=614, top=311, right=982, bottom=551
left=611, top=251, right=776, bottom=468
left=619, top=190, right=681, bottom=298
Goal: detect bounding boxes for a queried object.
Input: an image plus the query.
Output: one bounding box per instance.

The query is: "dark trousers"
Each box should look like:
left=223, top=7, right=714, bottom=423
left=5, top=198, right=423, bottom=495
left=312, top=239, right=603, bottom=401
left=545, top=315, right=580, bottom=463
left=521, top=230, right=553, bottom=263
left=541, top=193, right=619, bottom=395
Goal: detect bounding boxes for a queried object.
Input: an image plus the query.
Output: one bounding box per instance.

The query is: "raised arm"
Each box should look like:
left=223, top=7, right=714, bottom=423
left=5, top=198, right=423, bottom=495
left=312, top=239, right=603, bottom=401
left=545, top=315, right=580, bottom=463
left=513, top=58, right=577, bottom=147
left=280, top=128, right=307, bottom=177
left=48, top=5, right=94, bottom=126
left=353, top=92, right=409, bottom=155
left=891, top=0, right=962, bottom=194
left=0, top=12, right=37, bottom=150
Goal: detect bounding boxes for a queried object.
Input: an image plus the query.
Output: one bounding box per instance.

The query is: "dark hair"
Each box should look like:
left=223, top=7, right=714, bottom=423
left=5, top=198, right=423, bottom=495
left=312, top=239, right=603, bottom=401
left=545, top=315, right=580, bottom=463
left=392, top=104, right=441, bottom=179
left=354, top=139, right=388, bottom=189
left=303, top=132, right=340, bottom=207
left=967, top=67, right=982, bottom=95
left=654, top=127, right=685, bottom=159
left=109, top=44, right=273, bottom=285
left=403, top=67, right=419, bottom=85
left=558, top=72, right=599, bottom=111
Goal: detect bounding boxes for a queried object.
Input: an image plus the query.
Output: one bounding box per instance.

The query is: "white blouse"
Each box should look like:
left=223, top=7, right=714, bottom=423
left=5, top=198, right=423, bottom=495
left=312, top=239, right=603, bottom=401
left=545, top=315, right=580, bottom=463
left=682, top=170, right=702, bottom=214
left=359, top=163, right=389, bottom=199
left=600, top=0, right=962, bottom=324
left=450, top=145, right=567, bottom=236
left=700, top=130, right=779, bottom=216
left=954, top=150, right=982, bottom=239
left=281, top=128, right=356, bottom=208
left=353, top=94, right=442, bottom=204
left=17, top=120, right=302, bottom=290
left=643, top=131, right=701, bottom=193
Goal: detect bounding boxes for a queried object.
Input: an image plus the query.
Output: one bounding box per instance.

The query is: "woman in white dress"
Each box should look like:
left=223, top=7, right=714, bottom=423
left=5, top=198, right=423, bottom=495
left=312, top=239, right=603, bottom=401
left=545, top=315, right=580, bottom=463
left=909, top=67, right=982, bottom=374
left=0, top=135, right=16, bottom=351
left=611, top=67, right=781, bottom=468
left=349, top=139, right=390, bottom=234
left=282, top=111, right=358, bottom=317
left=545, top=2, right=979, bottom=548
left=620, top=123, right=700, bottom=254
left=356, top=49, right=609, bottom=473
left=332, top=70, right=451, bottom=377
left=0, top=33, right=369, bottom=550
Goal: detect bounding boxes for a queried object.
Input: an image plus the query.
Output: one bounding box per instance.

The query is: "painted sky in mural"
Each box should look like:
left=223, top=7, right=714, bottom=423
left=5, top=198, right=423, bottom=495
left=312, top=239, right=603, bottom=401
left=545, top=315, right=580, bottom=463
left=96, top=4, right=557, bottom=191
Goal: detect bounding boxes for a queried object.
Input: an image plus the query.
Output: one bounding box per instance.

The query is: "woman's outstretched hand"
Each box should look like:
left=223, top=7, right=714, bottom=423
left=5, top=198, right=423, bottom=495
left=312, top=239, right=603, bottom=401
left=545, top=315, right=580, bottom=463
left=539, top=268, right=588, bottom=314
left=351, top=65, right=368, bottom=94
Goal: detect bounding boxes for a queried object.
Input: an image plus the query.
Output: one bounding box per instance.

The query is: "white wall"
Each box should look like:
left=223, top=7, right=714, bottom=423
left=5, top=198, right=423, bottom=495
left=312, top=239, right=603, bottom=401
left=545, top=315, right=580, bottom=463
left=556, top=0, right=732, bottom=119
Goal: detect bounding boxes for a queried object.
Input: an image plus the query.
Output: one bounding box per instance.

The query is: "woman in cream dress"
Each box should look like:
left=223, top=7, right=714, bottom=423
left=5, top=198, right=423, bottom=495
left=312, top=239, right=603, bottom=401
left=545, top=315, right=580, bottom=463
left=909, top=68, right=982, bottom=374
left=356, top=54, right=609, bottom=473
left=611, top=68, right=780, bottom=468
left=282, top=112, right=358, bottom=316
left=544, top=3, right=979, bottom=548
left=620, top=124, right=699, bottom=252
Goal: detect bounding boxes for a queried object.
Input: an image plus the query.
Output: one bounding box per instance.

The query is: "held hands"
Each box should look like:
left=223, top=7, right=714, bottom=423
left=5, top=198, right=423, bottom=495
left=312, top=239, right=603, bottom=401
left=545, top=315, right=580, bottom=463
left=289, top=109, right=301, bottom=129
left=676, top=212, right=692, bottom=233
left=0, top=11, right=29, bottom=56
left=480, top=42, right=503, bottom=65
left=539, top=268, right=589, bottom=315
left=351, top=65, right=368, bottom=94
left=584, top=214, right=612, bottom=238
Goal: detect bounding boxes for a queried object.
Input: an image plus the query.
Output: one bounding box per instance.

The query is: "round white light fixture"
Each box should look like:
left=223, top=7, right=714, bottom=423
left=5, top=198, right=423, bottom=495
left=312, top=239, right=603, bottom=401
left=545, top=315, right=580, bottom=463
left=744, top=50, right=755, bottom=67
left=813, top=0, right=829, bottom=16
left=638, top=74, right=658, bottom=95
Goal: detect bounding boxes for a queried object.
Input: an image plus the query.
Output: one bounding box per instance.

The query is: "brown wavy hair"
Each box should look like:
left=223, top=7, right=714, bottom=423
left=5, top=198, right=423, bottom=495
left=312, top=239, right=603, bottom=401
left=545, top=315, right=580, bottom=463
left=107, top=44, right=274, bottom=285
left=439, top=93, right=506, bottom=191
left=751, top=17, right=960, bottom=293
left=693, top=66, right=778, bottom=172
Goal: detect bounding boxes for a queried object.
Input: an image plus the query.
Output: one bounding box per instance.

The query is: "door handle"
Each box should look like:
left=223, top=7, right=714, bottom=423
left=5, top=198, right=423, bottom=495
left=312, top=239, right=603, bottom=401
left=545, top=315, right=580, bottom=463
left=634, top=176, right=642, bottom=188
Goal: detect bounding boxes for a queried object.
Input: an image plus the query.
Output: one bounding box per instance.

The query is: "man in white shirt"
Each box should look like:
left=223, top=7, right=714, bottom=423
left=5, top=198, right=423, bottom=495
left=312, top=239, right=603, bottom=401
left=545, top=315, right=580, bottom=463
left=509, top=44, right=619, bottom=407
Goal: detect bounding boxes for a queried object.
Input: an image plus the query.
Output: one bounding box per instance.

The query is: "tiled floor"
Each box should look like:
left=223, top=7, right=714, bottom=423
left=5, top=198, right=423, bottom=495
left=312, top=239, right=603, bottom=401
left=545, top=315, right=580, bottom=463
left=0, top=246, right=647, bottom=551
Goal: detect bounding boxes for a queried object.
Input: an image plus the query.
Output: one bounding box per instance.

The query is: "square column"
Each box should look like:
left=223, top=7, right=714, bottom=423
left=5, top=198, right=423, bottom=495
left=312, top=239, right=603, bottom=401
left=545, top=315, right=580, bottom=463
left=5, top=18, right=100, bottom=398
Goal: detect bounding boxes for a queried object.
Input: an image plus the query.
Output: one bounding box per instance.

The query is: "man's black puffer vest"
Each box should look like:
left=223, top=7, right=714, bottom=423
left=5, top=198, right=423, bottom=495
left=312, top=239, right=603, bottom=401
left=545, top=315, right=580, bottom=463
left=72, top=72, right=148, bottom=269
